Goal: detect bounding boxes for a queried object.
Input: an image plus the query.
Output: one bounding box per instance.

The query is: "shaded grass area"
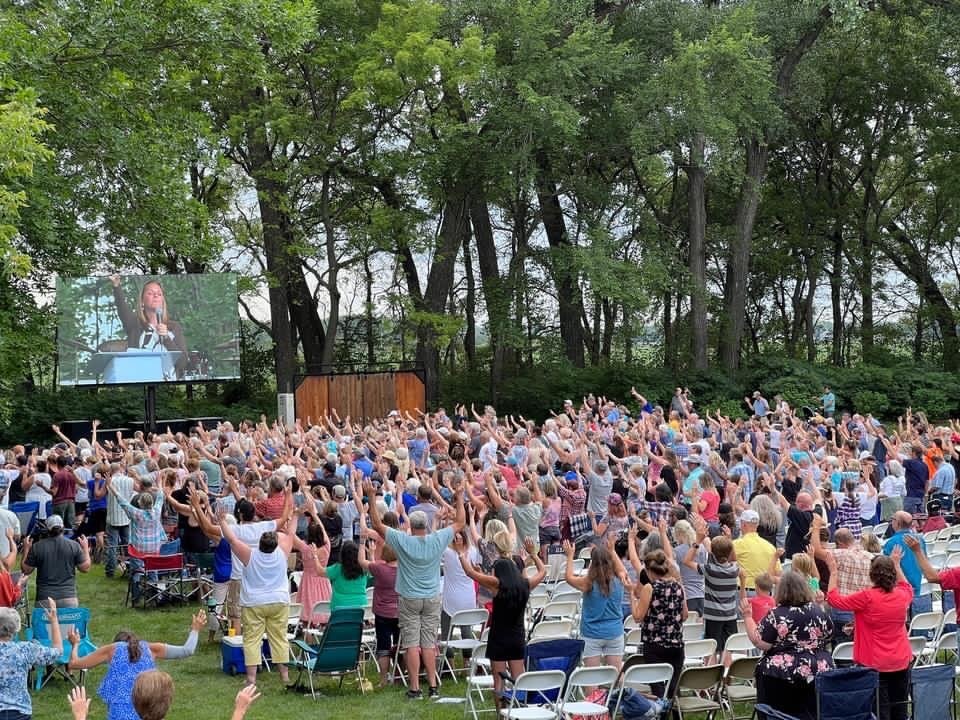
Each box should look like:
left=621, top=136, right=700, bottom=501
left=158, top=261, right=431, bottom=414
left=29, top=565, right=466, bottom=720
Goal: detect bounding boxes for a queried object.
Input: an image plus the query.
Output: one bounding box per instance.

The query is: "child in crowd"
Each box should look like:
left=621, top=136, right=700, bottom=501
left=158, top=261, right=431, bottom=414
left=698, top=535, right=743, bottom=664
left=749, top=572, right=777, bottom=622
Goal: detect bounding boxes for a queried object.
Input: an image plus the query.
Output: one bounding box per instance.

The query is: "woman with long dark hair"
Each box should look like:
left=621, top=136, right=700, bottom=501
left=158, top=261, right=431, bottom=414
left=459, top=534, right=545, bottom=707
left=66, top=611, right=205, bottom=720
left=314, top=540, right=369, bottom=611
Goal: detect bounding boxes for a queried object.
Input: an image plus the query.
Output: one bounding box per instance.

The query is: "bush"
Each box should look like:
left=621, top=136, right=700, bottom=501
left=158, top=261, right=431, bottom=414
left=852, top=390, right=890, bottom=417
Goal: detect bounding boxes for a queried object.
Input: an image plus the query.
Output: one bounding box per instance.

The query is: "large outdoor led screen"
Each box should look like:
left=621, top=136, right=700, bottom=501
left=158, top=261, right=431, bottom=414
left=57, top=274, right=240, bottom=386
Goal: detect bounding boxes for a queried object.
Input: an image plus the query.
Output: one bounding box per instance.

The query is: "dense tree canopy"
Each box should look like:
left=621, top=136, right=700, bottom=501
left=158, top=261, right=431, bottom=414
left=2, top=0, right=959, bottom=427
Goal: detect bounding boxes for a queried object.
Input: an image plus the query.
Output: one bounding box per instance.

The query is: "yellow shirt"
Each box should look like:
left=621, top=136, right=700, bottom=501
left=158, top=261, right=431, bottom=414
left=732, top=531, right=779, bottom=590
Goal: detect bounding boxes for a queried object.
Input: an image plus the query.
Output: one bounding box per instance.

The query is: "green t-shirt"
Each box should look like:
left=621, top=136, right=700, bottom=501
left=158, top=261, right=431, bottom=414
left=326, top=563, right=368, bottom=611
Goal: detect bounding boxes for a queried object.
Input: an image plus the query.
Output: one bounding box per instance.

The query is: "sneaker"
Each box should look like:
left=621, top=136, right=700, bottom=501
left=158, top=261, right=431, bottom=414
left=406, top=689, right=423, bottom=700
left=428, top=687, right=439, bottom=700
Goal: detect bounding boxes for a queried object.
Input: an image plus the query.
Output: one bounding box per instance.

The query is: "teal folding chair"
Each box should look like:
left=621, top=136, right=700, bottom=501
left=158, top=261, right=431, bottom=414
left=289, top=607, right=365, bottom=699
left=28, top=606, right=97, bottom=690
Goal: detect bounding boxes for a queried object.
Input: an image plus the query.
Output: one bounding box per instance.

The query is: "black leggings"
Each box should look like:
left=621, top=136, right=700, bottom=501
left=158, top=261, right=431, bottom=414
left=879, top=668, right=910, bottom=720
left=642, top=643, right=685, bottom=699
left=756, top=674, right=817, bottom=720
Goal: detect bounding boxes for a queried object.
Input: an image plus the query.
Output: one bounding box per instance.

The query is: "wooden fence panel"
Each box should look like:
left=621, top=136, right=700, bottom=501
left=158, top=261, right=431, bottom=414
left=394, top=372, right=425, bottom=415
left=295, top=371, right=425, bottom=423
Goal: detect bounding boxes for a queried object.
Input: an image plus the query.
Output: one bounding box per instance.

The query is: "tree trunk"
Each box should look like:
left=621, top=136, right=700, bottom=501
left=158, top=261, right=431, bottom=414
left=414, top=183, right=471, bottom=402
left=470, top=193, right=508, bottom=397
left=804, top=251, right=818, bottom=362
left=878, top=216, right=959, bottom=372
left=830, top=220, right=844, bottom=366
left=536, top=154, right=585, bottom=367
left=858, top=171, right=877, bottom=361
left=686, top=133, right=709, bottom=370
left=288, top=268, right=325, bottom=369
left=663, top=290, right=675, bottom=370
left=364, top=255, right=375, bottom=364
left=719, top=138, right=767, bottom=371
left=462, top=230, right=476, bottom=368
left=247, top=136, right=296, bottom=395
left=601, top=298, right=616, bottom=362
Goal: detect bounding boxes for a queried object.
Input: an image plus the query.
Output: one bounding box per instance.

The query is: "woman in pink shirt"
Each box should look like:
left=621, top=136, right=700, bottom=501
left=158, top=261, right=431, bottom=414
left=824, top=548, right=913, bottom=720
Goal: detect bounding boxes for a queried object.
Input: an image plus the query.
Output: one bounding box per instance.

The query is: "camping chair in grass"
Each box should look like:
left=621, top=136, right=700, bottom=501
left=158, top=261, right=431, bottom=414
left=28, top=606, right=97, bottom=690
left=753, top=665, right=879, bottom=720
left=910, top=663, right=954, bottom=720
left=499, top=638, right=585, bottom=708
left=289, top=607, right=365, bottom=699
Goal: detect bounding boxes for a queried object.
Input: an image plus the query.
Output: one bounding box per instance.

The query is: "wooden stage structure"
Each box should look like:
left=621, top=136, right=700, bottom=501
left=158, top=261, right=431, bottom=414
left=294, top=366, right=426, bottom=423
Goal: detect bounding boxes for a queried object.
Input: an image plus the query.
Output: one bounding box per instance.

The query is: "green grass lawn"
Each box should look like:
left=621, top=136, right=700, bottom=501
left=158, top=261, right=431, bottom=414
left=29, top=565, right=467, bottom=720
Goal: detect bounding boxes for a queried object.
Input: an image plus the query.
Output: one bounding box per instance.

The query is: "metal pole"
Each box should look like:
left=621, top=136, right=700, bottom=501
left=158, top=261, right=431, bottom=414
left=144, top=384, right=157, bottom=434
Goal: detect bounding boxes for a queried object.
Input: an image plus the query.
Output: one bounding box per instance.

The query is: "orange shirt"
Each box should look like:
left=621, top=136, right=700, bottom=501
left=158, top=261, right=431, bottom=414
left=826, top=580, right=913, bottom=672
left=924, top=448, right=943, bottom=482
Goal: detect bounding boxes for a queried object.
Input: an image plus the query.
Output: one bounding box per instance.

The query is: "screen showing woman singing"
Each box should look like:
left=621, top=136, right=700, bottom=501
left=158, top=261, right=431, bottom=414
left=56, top=274, right=240, bottom=386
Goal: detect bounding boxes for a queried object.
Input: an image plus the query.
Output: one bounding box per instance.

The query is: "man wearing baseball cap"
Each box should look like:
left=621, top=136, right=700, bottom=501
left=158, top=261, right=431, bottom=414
left=21, top=515, right=91, bottom=607
left=732, top=509, right=779, bottom=591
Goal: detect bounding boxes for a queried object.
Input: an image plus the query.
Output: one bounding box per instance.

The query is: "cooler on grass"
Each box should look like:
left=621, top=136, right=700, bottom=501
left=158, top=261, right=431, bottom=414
left=220, top=635, right=272, bottom=675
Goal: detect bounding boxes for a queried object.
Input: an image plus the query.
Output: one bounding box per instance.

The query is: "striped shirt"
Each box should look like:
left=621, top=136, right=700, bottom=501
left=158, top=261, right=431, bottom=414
left=106, top=474, right=135, bottom=527
left=835, top=497, right=862, bottom=539
left=699, top=557, right=740, bottom=622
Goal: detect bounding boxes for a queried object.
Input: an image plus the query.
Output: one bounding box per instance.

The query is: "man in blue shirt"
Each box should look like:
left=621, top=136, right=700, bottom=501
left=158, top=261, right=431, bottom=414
left=930, top=454, right=956, bottom=511
left=883, top=510, right=929, bottom=614
left=745, top=391, right=769, bottom=418
left=820, top=386, right=836, bottom=418
left=366, top=480, right=464, bottom=700
left=903, top=444, right=929, bottom=515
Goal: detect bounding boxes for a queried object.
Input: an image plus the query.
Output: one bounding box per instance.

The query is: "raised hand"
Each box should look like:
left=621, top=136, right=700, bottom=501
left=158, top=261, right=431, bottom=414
left=69, top=686, right=91, bottom=720
left=523, top=537, right=537, bottom=555
left=67, top=628, right=81, bottom=646
left=562, top=539, right=575, bottom=558
left=43, top=597, right=57, bottom=624
left=233, top=684, right=261, bottom=717
left=191, top=610, right=207, bottom=631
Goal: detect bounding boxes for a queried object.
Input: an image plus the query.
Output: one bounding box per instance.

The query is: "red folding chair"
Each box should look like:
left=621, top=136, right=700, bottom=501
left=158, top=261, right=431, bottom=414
left=125, top=549, right=187, bottom=608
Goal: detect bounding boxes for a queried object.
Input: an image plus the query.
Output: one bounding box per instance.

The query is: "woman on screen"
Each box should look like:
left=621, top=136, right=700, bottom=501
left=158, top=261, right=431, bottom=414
left=109, top=275, right=188, bottom=379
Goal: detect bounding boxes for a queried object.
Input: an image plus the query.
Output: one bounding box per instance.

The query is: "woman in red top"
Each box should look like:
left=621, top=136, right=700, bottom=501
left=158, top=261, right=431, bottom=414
left=824, top=547, right=913, bottom=720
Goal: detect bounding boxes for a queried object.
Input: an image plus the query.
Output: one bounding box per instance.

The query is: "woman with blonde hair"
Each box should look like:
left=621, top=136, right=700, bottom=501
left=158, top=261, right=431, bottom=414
left=109, top=275, right=188, bottom=378
left=673, top=519, right=707, bottom=616
left=750, top=494, right=783, bottom=548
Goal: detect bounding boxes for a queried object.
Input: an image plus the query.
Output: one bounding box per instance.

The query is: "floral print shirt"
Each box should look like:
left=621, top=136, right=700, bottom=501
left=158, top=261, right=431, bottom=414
left=757, top=603, right=835, bottom=684
left=642, top=579, right=686, bottom=648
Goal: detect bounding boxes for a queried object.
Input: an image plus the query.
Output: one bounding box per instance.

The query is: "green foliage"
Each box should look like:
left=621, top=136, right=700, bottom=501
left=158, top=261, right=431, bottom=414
left=852, top=390, right=890, bottom=417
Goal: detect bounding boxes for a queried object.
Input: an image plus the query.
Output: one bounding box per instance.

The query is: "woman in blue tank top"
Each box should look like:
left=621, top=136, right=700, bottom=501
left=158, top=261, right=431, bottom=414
left=563, top=541, right=626, bottom=669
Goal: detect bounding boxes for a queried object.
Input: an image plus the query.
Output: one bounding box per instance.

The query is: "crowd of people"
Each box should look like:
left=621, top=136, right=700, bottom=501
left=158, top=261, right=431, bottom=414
left=0, top=386, right=957, bottom=719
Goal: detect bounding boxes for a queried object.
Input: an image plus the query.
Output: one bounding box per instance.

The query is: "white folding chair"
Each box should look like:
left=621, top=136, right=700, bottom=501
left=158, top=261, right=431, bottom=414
left=612, top=662, right=673, bottom=718
left=531, top=620, right=573, bottom=641
left=542, top=601, right=579, bottom=620
left=946, top=553, right=960, bottom=569
left=682, top=621, right=704, bottom=641
left=623, top=628, right=643, bottom=657
left=464, top=642, right=494, bottom=720
left=909, top=610, right=944, bottom=641
left=550, top=581, right=576, bottom=597
left=683, top=638, right=717, bottom=667
left=440, top=608, right=489, bottom=677
left=559, top=665, right=619, bottom=719
left=723, top=632, right=756, bottom=659
left=551, top=591, right=582, bottom=606
left=910, top=635, right=928, bottom=666
left=832, top=642, right=854, bottom=662
left=286, top=602, right=303, bottom=640
left=873, top=522, right=889, bottom=537
left=501, top=670, right=566, bottom=720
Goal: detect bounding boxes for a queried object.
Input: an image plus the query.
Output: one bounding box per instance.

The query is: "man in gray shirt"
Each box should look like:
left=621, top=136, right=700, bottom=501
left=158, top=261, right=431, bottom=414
left=21, top=515, right=90, bottom=607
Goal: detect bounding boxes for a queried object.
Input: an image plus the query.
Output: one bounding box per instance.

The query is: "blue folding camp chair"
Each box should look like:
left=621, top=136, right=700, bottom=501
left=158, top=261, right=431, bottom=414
left=754, top=666, right=878, bottom=720
left=8, top=502, right=39, bottom=539
left=500, top=638, right=585, bottom=706
left=28, top=606, right=97, bottom=690
left=910, top=663, right=954, bottom=720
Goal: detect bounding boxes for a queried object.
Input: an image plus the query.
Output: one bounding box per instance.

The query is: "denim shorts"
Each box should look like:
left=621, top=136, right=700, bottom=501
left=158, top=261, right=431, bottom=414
left=582, top=634, right=624, bottom=658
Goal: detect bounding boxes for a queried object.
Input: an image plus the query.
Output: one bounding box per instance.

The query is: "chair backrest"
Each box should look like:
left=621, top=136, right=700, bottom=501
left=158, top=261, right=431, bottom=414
left=542, top=601, right=579, bottom=619
left=946, top=553, right=960, bottom=569
left=815, top=666, right=878, bottom=720
left=676, top=664, right=724, bottom=696
left=288, top=603, right=303, bottom=621
left=525, top=637, right=585, bottom=695
left=311, top=607, right=364, bottom=672
left=9, top=502, right=39, bottom=537
left=531, top=619, right=572, bottom=640
left=624, top=628, right=643, bottom=647
left=682, top=621, right=704, bottom=641
left=909, top=635, right=928, bottom=658
left=623, top=615, right=639, bottom=631
left=143, top=553, right=184, bottom=572
left=832, top=642, right=854, bottom=661
left=551, top=580, right=576, bottom=596
left=911, top=663, right=955, bottom=720
left=723, top=632, right=754, bottom=654
left=512, top=669, right=568, bottom=695
left=910, top=611, right=943, bottom=636
left=30, top=607, right=91, bottom=645
left=447, top=608, right=489, bottom=637
left=565, top=665, right=619, bottom=695
left=727, top=656, right=760, bottom=681
left=683, top=638, right=717, bottom=660
left=551, top=591, right=582, bottom=605
left=936, top=630, right=958, bottom=660
left=620, top=662, right=673, bottom=696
